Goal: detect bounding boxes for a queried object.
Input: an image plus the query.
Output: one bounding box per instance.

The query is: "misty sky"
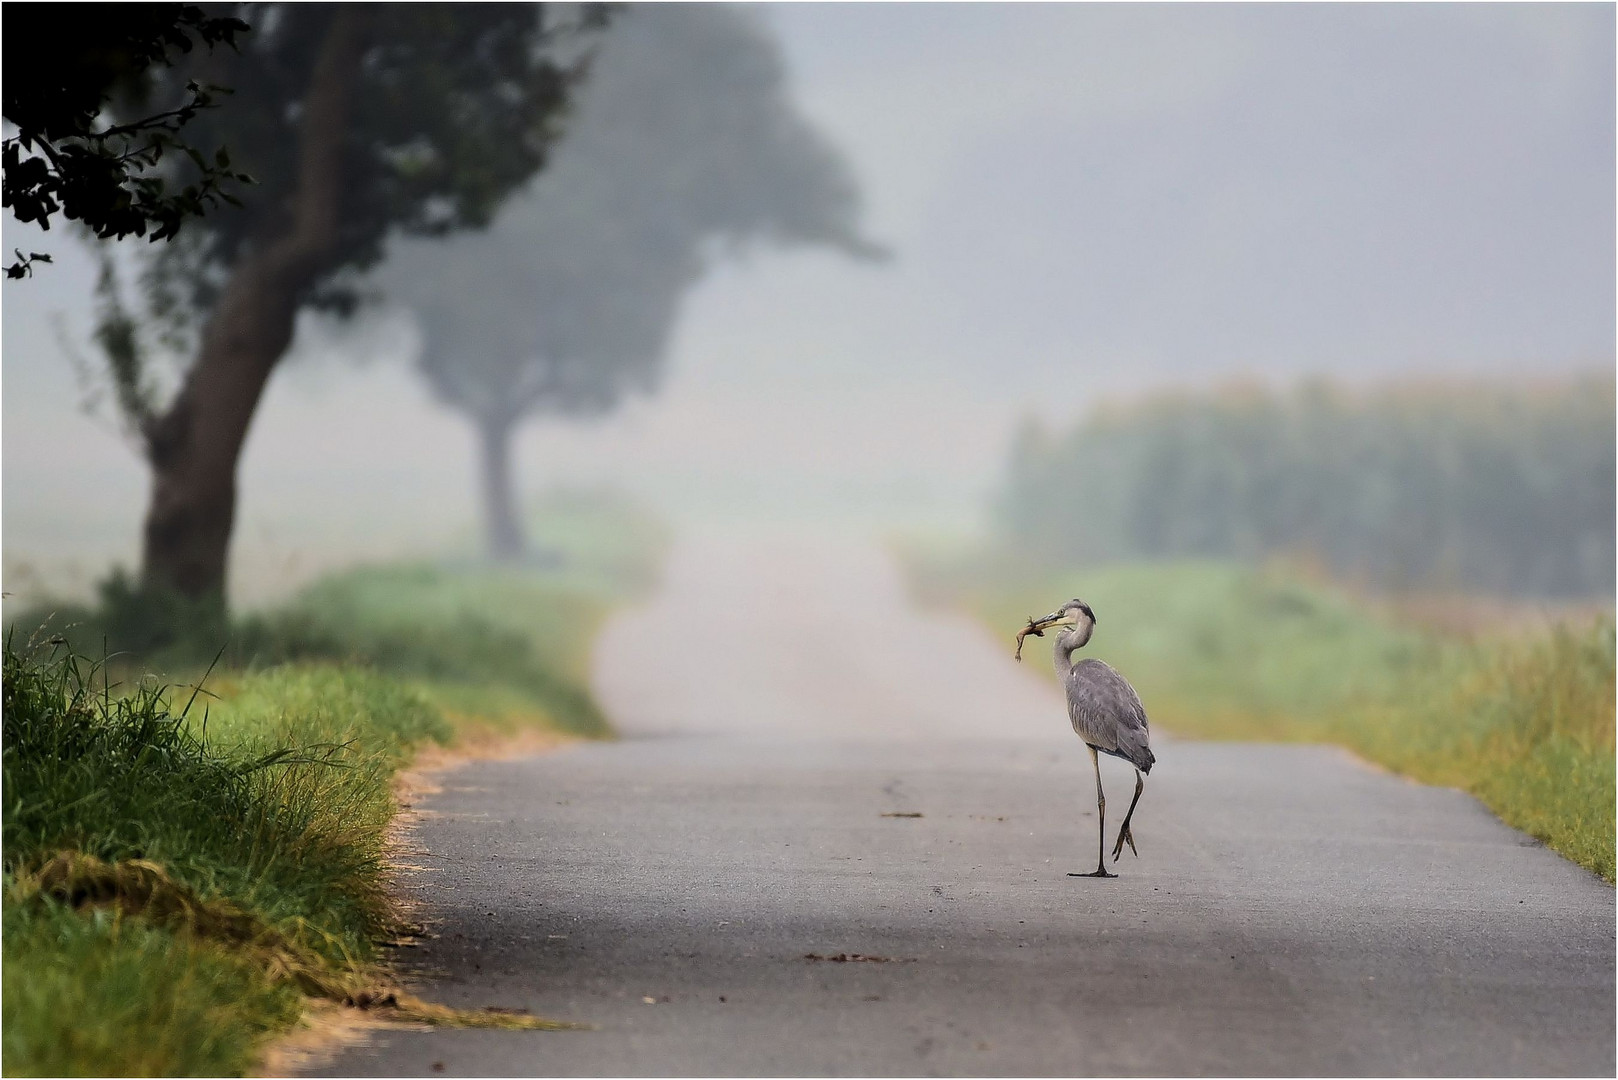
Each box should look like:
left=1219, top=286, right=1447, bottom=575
left=4, top=3, right=1613, bottom=603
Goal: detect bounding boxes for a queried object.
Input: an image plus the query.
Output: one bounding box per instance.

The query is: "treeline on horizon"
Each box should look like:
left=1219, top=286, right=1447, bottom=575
left=996, top=373, right=1615, bottom=598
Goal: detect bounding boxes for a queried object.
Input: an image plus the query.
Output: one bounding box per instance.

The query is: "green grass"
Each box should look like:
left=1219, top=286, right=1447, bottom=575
left=0, top=639, right=586, bottom=1075
left=1338, top=622, right=1615, bottom=880
left=915, top=557, right=1435, bottom=734
left=3, top=901, right=302, bottom=1078
left=911, top=551, right=1615, bottom=881
left=236, top=490, right=666, bottom=736
left=0, top=645, right=450, bottom=1076
left=236, top=562, right=616, bottom=737
left=2, top=492, right=664, bottom=1075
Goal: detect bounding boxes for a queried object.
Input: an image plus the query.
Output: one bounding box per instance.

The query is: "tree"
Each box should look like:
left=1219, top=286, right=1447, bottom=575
left=373, top=5, right=882, bottom=559
left=1, top=3, right=252, bottom=278
left=995, top=376, right=1616, bottom=597
left=90, top=4, right=591, bottom=604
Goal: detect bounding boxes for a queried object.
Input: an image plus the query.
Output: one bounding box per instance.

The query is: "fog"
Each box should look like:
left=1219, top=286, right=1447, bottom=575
left=4, top=3, right=1612, bottom=606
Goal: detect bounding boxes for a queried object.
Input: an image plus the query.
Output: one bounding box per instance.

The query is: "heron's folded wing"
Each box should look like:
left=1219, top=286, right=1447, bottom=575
left=1067, top=658, right=1153, bottom=771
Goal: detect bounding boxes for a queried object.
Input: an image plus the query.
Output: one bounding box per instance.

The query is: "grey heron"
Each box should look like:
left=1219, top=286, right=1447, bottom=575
left=1016, top=599, right=1155, bottom=878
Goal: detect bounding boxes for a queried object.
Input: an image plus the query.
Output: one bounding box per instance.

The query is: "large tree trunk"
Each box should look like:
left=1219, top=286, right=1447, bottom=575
left=139, top=8, right=366, bottom=602
left=477, top=414, right=526, bottom=562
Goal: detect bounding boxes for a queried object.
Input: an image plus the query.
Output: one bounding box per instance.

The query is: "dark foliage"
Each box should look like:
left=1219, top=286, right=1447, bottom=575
left=1, top=4, right=252, bottom=276
left=132, top=3, right=580, bottom=321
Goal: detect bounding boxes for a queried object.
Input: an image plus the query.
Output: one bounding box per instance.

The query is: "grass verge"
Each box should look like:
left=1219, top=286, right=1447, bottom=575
left=910, top=552, right=1615, bottom=881
left=2, top=493, right=664, bottom=1075
left=1, top=645, right=576, bottom=1077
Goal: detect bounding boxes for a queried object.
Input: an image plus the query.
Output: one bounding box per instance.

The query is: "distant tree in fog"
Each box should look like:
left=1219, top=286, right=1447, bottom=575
left=998, top=376, right=1616, bottom=598
left=88, top=5, right=595, bottom=609
left=373, top=5, right=882, bottom=561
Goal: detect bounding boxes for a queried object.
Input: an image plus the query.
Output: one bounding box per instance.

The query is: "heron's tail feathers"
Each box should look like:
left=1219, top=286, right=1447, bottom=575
left=1099, top=735, right=1155, bottom=773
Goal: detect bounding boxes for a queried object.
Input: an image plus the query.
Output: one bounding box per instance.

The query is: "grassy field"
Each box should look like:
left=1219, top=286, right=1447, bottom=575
left=909, top=551, right=1615, bottom=882
left=2, top=494, right=665, bottom=1076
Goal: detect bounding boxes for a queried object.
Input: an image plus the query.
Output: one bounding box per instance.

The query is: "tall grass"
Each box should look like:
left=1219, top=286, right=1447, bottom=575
left=1339, top=622, right=1615, bottom=879
left=913, top=553, right=1616, bottom=881
left=3, top=645, right=443, bottom=956
left=1, top=642, right=421, bottom=1075
left=0, top=637, right=575, bottom=1076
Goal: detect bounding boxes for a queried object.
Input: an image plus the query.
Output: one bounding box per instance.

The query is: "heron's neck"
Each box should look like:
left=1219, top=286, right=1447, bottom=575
left=1052, top=621, right=1093, bottom=676
left=1052, top=638, right=1074, bottom=678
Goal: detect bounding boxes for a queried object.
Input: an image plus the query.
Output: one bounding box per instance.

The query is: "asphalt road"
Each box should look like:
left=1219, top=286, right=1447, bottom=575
left=316, top=531, right=1615, bottom=1077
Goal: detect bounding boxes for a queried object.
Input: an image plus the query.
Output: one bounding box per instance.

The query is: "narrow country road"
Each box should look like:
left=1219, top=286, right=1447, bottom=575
left=316, top=529, right=1615, bottom=1077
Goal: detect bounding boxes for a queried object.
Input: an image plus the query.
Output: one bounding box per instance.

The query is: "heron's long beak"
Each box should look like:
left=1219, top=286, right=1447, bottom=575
left=1027, top=610, right=1077, bottom=634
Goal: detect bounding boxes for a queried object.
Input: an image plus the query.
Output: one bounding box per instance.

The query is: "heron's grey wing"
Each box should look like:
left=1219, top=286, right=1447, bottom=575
left=1067, top=659, right=1154, bottom=773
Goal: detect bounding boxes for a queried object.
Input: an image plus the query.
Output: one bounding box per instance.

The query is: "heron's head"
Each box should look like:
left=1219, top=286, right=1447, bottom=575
left=1028, top=599, right=1097, bottom=646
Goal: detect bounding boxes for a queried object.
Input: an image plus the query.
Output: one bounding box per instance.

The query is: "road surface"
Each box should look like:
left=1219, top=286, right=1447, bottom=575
left=316, top=530, right=1614, bottom=1077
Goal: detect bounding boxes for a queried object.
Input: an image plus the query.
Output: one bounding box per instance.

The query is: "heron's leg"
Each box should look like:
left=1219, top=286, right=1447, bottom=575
left=1111, top=770, right=1145, bottom=861
left=1070, top=744, right=1115, bottom=878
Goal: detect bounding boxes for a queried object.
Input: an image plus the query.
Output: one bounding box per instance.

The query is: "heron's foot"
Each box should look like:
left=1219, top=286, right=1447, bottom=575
left=1111, top=824, right=1138, bottom=861
left=1068, top=868, right=1117, bottom=879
